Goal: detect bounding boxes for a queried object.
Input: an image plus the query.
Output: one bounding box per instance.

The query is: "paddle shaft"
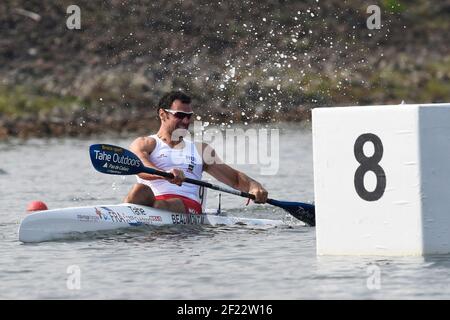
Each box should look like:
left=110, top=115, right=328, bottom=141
left=140, top=166, right=269, bottom=202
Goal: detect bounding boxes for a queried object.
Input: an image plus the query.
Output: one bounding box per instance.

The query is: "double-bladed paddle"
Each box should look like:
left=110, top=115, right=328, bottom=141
left=89, top=144, right=315, bottom=226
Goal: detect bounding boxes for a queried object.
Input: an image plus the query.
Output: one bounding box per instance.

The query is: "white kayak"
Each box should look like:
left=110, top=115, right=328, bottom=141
left=18, top=203, right=285, bottom=243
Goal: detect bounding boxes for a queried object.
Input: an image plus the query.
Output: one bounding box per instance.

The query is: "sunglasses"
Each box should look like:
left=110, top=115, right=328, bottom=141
left=164, top=109, right=194, bottom=120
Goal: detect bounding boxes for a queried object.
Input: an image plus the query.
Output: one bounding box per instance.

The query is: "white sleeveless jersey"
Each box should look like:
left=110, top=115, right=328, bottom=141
left=136, top=135, right=203, bottom=203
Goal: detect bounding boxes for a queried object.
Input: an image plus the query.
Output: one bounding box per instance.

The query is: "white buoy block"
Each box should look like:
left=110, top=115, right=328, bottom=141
left=313, top=103, right=450, bottom=255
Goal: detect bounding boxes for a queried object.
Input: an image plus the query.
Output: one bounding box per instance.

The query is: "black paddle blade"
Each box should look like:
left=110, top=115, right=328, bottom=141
left=267, top=199, right=316, bottom=226
left=90, top=144, right=144, bottom=175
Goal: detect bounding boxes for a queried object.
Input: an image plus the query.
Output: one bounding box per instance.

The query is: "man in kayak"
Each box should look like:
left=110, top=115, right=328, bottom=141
left=124, top=91, right=268, bottom=214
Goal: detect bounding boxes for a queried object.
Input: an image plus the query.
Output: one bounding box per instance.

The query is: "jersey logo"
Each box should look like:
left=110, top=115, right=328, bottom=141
left=186, top=155, right=196, bottom=173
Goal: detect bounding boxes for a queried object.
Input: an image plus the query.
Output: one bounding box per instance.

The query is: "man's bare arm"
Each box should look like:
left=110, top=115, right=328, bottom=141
left=129, top=137, right=163, bottom=181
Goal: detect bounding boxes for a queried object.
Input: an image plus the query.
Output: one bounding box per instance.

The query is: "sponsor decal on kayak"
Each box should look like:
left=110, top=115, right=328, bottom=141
left=99, top=206, right=128, bottom=223
left=93, top=206, right=132, bottom=223
left=95, top=207, right=104, bottom=219
left=94, top=206, right=163, bottom=225
left=127, top=215, right=163, bottom=225
left=86, top=206, right=163, bottom=225
left=128, top=206, right=146, bottom=216
left=77, top=214, right=100, bottom=222
left=127, top=206, right=163, bottom=224
left=172, top=213, right=205, bottom=225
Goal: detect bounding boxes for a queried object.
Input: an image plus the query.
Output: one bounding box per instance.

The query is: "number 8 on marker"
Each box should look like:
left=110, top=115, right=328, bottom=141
left=354, top=133, right=386, bottom=201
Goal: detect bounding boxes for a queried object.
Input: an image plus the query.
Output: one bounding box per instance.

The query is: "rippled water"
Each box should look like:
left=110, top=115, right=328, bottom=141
left=1, top=124, right=450, bottom=299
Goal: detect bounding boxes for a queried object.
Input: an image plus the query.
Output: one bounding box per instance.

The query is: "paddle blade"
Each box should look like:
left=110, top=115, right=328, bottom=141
left=89, top=144, right=144, bottom=175
left=267, top=199, right=316, bottom=226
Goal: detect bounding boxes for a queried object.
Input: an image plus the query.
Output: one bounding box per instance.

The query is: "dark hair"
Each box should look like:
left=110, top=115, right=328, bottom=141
left=157, top=91, right=191, bottom=111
